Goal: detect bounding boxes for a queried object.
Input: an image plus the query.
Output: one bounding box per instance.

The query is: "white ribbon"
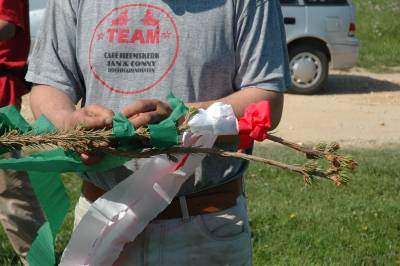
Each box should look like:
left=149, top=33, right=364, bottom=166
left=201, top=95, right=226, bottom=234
left=188, top=102, right=238, bottom=135
left=59, top=103, right=238, bottom=266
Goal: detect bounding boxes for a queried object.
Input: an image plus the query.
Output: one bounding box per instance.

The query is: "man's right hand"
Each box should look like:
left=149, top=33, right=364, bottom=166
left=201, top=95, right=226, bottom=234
left=63, top=104, right=114, bottom=129
left=62, top=104, right=114, bottom=165
left=30, top=86, right=116, bottom=165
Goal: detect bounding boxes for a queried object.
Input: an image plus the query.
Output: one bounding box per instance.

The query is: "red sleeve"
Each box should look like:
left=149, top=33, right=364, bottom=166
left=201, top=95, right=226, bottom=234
left=0, top=0, right=26, bottom=30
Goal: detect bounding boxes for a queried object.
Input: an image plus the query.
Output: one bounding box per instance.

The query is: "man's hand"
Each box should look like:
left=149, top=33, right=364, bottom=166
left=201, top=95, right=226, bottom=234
left=30, top=85, right=116, bottom=165
left=63, top=104, right=114, bottom=129
left=122, top=99, right=172, bottom=128
left=63, top=104, right=114, bottom=165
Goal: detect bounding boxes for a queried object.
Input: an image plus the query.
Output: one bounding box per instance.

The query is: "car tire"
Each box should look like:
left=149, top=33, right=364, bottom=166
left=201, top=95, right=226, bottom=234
left=288, top=44, right=329, bottom=94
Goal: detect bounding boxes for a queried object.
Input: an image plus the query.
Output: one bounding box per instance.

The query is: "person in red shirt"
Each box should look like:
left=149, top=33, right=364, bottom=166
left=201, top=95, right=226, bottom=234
left=0, top=0, right=45, bottom=264
left=0, top=0, right=31, bottom=108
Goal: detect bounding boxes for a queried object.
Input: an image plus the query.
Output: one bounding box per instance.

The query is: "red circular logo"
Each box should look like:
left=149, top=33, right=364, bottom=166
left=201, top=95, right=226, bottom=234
left=89, top=4, right=180, bottom=94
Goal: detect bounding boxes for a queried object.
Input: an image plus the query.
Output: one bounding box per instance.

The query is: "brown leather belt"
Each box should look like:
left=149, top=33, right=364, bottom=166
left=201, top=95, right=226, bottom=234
left=82, top=178, right=242, bottom=220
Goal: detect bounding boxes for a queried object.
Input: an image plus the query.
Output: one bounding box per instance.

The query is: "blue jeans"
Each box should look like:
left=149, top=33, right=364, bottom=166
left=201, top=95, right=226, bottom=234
left=74, top=195, right=252, bottom=266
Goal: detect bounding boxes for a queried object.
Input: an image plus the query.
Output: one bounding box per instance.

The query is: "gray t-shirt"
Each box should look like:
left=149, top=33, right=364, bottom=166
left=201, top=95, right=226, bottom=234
left=26, top=0, right=290, bottom=195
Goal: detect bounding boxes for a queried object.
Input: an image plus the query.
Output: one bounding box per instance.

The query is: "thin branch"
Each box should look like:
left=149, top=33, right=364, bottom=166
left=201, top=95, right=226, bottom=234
left=0, top=115, right=357, bottom=186
left=101, top=146, right=332, bottom=182
left=267, top=134, right=323, bottom=157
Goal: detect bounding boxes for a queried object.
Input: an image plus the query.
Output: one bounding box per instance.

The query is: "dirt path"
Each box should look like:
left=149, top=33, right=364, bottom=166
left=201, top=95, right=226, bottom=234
left=21, top=68, right=400, bottom=147
left=274, top=68, right=400, bottom=147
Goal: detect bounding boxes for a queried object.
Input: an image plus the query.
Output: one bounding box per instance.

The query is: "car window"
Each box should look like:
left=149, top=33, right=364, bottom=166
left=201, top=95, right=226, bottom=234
left=280, top=0, right=299, bottom=5
left=304, top=0, right=348, bottom=5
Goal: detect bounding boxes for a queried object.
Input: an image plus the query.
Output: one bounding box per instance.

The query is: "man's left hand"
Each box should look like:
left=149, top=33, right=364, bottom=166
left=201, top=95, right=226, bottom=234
left=122, top=99, right=172, bottom=128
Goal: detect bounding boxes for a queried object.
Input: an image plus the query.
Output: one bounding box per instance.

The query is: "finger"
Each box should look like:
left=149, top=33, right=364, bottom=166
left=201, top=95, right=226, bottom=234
left=128, top=110, right=168, bottom=128
left=85, top=104, right=115, bottom=125
left=122, top=100, right=157, bottom=118
left=77, top=115, right=113, bottom=129
left=80, top=153, right=104, bottom=165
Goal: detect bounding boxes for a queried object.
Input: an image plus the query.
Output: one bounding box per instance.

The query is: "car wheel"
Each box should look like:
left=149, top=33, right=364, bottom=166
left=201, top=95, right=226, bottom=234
left=288, top=44, right=329, bottom=94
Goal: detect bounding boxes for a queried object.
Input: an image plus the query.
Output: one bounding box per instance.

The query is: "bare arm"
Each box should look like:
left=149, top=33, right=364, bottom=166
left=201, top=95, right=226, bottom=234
left=188, top=87, right=284, bottom=130
left=30, top=85, right=114, bottom=129
left=0, top=20, right=16, bottom=41
left=120, top=88, right=283, bottom=146
left=121, top=87, right=283, bottom=132
left=30, top=85, right=77, bottom=128
left=31, top=85, right=283, bottom=132
left=30, top=84, right=117, bottom=164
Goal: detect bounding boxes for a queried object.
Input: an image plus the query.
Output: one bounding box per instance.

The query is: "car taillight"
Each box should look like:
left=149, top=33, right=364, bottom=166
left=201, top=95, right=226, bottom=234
left=348, top=23, right=356, bottom=37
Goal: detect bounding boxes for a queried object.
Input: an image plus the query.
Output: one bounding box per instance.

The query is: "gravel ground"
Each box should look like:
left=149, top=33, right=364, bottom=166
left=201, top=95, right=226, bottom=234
left=272, top=68, right=400, bottom=147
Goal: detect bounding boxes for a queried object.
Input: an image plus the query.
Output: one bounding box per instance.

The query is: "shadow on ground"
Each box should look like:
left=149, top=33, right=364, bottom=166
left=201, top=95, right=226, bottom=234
left=320, top=74, right=400, bottom=95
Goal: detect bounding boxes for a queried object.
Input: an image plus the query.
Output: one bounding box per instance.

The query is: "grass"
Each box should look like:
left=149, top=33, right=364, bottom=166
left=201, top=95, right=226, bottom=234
left=248, top=144, right=400, bottom=265
left=1, top=145, right=400, bottom=265
left=0, top=173, right=82, bottom=266
left=353, top=0, right=400, bottom=71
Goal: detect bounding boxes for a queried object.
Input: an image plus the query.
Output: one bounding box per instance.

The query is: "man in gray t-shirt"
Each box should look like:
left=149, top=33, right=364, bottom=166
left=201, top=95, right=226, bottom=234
left=27, top=0, right=290, bottom=264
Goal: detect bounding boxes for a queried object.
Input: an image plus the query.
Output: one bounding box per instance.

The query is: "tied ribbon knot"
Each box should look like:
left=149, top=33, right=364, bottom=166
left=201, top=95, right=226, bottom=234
left=238, top=101, right=271, bottom=149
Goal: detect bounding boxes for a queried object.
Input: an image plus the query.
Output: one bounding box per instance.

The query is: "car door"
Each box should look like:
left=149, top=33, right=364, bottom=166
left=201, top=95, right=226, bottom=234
left=304, top=0, right=352, bottom=44
left=280, top=0, right=306, bottom=43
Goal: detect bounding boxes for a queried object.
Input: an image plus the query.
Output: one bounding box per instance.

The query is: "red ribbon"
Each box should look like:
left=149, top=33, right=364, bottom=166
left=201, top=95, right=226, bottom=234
left=238, top=101, right=271, bottom=149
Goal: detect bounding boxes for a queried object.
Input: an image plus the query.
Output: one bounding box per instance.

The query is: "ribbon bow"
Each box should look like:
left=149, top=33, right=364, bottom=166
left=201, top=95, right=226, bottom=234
left=238, top=101, right=271, bottom=149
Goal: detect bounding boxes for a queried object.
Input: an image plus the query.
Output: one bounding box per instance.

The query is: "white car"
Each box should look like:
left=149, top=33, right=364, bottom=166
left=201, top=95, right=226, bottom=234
left=282, top=0, right=359, bottom=94
left=30, top=0, right=360, bottom=94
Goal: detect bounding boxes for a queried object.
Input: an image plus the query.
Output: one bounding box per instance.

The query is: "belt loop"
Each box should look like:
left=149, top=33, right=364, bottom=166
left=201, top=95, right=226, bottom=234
left=240, top=176, right=246, bottom=197
left=179, top=196, right=190, bottom=221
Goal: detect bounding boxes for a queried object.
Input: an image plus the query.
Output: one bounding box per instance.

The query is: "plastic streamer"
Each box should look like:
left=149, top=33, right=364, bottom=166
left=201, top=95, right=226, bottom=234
left=0, top=95, right=250, bottom=265
left=60, top=102, right=237, bottom=265
left=0, top=94, right=192, bottom=265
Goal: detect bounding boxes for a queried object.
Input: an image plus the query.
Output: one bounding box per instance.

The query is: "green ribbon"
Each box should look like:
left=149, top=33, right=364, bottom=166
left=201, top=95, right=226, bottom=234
left=0, top=94, right=189, bottom=266
left=19, top=113, right=128, bottom=266
left=0, top=111, right=131, bottom=266
left=26, top=222, right=55, bottom=266
left=149, top=92, right=189, bottom=148
left=0, top=106, right=32, bottom=154
left=0, top=105, right=31, bottom=134
left=112, top=112, right=136, bottom=146
left=0, top=109, right=127, bottom=265
left=0, top=107, right=65, bottom=266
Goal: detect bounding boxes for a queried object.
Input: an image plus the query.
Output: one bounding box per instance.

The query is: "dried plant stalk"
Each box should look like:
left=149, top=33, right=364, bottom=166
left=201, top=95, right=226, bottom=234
left=0, top=109, right=357, bottom=186
left=100, top=143, right=356, bottom=186
left=0, top=108, right=199, bottom=153
left=0, top=128, right=114, bottom=153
